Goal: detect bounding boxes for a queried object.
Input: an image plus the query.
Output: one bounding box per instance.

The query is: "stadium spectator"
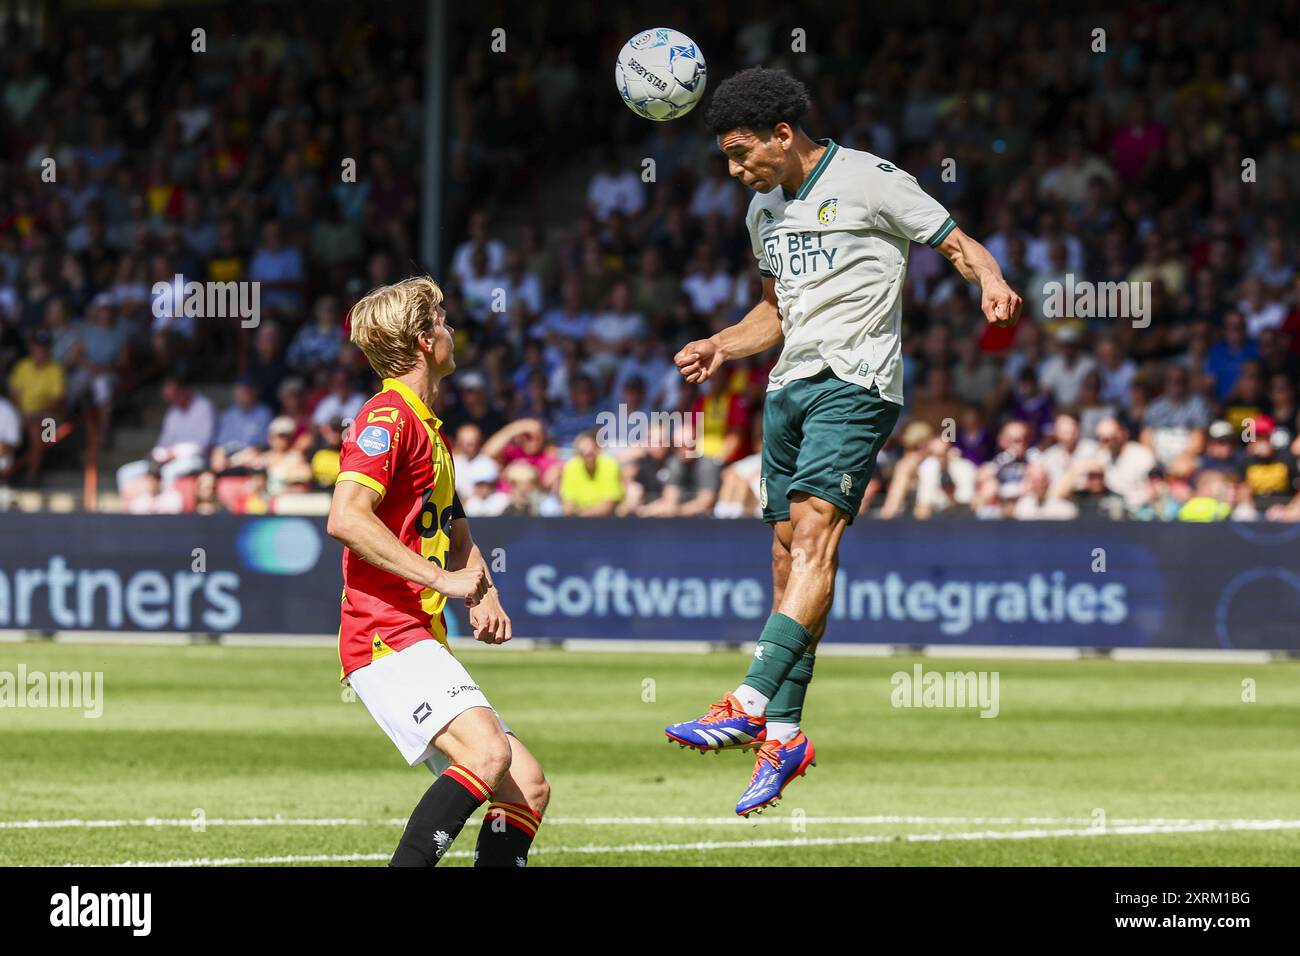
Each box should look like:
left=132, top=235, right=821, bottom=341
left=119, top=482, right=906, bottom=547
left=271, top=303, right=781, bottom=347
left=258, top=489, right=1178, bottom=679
left=287, top=295, right=345, bottom=374
left=443, top=371, right=506, bottom=439
left=586, top=148, right=646, bottom=224
left=248, top=220, right=306, bottom=317
left=1242, top=417, right=1297, bottom=507
left=463, top=461, right=509, bottom=517
left=452, top=423, right=491, bottom=499
left=1007, top=368, right=1055, bottom=443
left=619, top=424, right=674, bottom=516
left=549, top=374, right=603, bottom=448
left=500, top=461, right=551, bottom=517
left=8, top=330, right=66, bottom=483
left=637, top=442, right=720, bottom=518
left=116, top=374, right=213, bottom=493
left=191, top=469, right=226, bottom=515
left=483, top=418, right=562, bottom=492
left=981, top=420, right=1041, bottom=505
left=1058, top=417, right=1155, bottom=514
left=559, top=431, right=622, bottom=516
left=1013, top=462, right=1078, bottom=520
left=589, top=281, right=646, bottom=358
left=1206, top=311, right=1259, bottom=401
left=1039, top=325, right=1097, bottom=408
left=310, top=368, right=365, bottom=430
left=908, top=364, right=966, bottom=434
left=308, top=416, right=345, bottom=490
left=127, top=461, right=184, bottom=515
left=211, top=376, right=273, bottom=472
left=1039, top=412, right=1099, bottom=488
left=274, top=377, right=314, bottom=448
left=912, top=437, right=979, bottom=519
left=0, top=386, right=20, bottom=482
left=712, top=419, right=763, bottom=519
left=950, top=336, right=1001, bottom=409
left=1074, top=369, right=1120, bottom=439
left=681, top=245, right=734, bottom=317
left=1141, top=365, right=1211, bottom=467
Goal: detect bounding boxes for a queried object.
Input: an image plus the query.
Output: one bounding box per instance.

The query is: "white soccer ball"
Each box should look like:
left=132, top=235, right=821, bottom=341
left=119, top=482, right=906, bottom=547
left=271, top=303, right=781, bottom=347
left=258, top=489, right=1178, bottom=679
left=614, top=28, right=707, bottom=122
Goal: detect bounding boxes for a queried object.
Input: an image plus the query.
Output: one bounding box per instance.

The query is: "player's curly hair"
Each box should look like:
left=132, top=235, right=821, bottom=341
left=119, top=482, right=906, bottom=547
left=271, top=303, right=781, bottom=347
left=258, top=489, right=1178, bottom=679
left=703, top=67, right=811, bottom=135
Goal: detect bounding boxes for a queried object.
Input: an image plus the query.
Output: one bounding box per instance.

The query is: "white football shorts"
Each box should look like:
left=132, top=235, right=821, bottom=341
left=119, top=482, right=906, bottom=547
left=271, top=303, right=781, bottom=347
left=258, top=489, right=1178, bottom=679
left=347, top=639, right=509, bottom=768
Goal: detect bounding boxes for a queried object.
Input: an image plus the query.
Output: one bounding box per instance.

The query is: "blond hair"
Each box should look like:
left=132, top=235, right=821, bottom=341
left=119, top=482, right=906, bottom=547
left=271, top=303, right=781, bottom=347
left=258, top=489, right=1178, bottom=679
left=348, top=276, right=445, bottom=378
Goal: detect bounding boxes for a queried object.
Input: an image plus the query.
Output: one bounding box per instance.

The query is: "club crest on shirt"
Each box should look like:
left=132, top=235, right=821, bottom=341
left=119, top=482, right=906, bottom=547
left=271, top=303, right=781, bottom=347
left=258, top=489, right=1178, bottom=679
left=817, top=198, right=839, bottom=225
left=357, top=424, right=392, bottom=456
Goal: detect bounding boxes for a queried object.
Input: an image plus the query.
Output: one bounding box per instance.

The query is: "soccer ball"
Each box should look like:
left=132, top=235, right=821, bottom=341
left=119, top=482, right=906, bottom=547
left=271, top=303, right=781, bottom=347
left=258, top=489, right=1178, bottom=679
left=614, top=28, right=707, bottom=121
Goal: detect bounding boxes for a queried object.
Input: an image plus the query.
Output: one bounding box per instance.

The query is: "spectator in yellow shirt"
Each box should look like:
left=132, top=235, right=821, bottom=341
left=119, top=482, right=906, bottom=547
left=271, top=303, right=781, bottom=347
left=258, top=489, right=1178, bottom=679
left=7, top=331, right=66, bottom=483
left=560, top=431, right=623, bottom=516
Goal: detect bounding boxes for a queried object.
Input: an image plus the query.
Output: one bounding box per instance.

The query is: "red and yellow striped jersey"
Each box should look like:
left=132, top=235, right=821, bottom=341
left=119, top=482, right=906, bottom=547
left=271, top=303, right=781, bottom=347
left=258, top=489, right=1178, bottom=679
left=336, top=377, right=458, bottom=679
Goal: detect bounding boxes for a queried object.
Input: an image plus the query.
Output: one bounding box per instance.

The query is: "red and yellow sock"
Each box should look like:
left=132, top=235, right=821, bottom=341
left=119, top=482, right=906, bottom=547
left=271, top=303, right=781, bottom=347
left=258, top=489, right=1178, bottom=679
left=475, top=800, right=543, bottom=867
left=390, top=764, right=491, bottom=867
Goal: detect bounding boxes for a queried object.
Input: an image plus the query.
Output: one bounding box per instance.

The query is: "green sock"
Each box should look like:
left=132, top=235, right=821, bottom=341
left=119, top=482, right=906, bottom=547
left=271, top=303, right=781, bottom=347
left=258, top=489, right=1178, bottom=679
left=767, top=652, right=816, bottom=724
left=742, top=612, right=814, bottom=699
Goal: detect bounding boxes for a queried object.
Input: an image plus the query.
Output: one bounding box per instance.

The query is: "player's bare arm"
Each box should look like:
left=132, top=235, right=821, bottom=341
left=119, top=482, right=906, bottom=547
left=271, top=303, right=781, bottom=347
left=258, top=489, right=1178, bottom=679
left=935, top=226, right=1023, bottom=328
left=675, top=275, right=781, bottom=383
left=327, top=480, right=489, bottom=604
left=446, top=516, right=512, bottom=644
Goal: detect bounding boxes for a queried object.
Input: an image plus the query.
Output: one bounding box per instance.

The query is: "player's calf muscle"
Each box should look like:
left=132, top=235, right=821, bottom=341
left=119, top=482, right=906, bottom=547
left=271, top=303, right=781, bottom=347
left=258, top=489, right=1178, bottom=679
left=770, top=531, right=793, bottom=611
left=780, top=502, right=844, bottom=628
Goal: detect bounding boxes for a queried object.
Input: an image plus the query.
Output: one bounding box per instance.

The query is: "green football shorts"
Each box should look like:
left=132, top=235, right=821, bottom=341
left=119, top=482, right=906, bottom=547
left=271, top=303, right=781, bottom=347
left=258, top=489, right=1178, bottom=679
left=759, top=368, right=902, bottom=525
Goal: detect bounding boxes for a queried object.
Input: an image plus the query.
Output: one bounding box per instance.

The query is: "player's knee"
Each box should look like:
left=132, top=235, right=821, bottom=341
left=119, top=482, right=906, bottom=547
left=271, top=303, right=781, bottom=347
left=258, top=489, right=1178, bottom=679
left=470, top=731, right=513, bottom=790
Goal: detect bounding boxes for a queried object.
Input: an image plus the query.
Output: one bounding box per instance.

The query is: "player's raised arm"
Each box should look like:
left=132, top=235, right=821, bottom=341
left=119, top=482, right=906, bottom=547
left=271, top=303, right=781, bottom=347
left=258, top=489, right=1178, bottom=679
left=675, top=275, right=781, bottom=383
left=935, top=226, right=1023, bottom=328
left=445, top=506, right=511, bottom=645
left=327, top=480, right=488, bottom=604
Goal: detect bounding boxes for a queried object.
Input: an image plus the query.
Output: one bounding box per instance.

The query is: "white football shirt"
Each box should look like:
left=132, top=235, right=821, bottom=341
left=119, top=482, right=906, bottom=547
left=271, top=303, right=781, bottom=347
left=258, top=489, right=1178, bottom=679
left=746, top=139, right=954, bottom=405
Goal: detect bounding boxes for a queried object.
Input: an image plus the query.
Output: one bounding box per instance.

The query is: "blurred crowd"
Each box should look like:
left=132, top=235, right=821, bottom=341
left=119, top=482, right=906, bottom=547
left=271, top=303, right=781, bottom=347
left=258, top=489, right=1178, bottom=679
left=2, top=2, right=1300, bottom=522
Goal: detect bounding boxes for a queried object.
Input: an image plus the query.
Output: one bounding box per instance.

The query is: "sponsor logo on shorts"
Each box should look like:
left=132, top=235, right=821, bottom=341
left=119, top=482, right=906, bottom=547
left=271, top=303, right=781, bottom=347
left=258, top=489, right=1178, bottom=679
left=759, top=476, right=768, bottom=508
left=840, top=473, right=853, bottom=495
left=447, top=684, right=480, bottom=698
left=357, top=424, right=392, bottom=456
left=412, top=701, right=432, bottom=724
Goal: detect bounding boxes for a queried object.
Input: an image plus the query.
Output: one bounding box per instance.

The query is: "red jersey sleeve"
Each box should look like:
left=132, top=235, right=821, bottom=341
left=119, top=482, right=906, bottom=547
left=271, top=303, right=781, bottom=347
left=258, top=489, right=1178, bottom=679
left=336, top=401, right=407, bottom=499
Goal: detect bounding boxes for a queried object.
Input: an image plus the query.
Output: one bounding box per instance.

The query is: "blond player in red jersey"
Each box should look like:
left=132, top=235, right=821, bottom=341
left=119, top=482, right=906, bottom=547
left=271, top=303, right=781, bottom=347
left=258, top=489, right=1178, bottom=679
left=327, top=276, right=548, bottom=867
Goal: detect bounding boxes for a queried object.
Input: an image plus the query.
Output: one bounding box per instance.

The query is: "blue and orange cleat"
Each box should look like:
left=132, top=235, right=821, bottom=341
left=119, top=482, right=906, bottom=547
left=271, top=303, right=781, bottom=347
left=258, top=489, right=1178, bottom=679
left=734, top=731, right=816, bottom=817
left=664, top=693, right=766, bottom=753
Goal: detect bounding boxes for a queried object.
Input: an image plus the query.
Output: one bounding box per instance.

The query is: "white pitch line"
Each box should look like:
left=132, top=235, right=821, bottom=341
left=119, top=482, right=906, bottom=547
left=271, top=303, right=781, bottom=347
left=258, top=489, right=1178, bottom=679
left=0, top=817, right=391, bottom=830
left=7, top=814, right=1300, bottom=831
left=70, top=818, right=1300, bottom=867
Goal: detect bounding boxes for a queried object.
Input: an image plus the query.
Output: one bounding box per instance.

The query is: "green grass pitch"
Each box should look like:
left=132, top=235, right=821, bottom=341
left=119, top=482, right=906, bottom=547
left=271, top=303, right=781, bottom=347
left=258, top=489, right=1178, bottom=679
left=2, top=642, right=1298, bottom=866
